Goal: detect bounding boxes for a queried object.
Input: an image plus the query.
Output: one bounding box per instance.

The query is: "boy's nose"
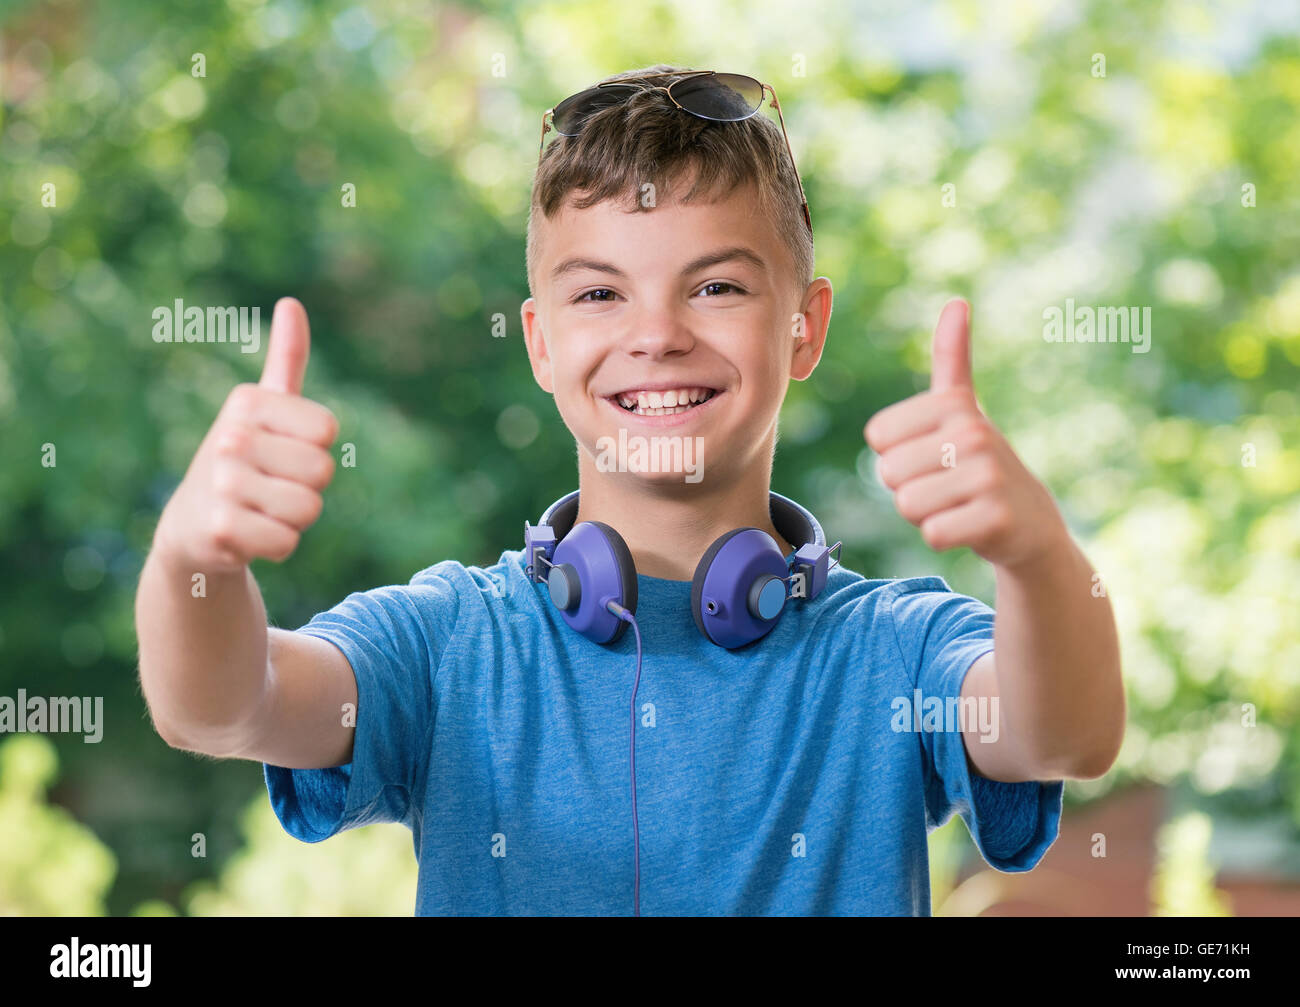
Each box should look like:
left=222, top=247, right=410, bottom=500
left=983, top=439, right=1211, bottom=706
left=621, top=311, right=696, bottom=357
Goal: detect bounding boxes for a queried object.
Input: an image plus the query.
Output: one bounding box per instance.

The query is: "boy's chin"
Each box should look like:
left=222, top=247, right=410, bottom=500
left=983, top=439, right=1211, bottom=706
left=584, top=460, right=711, bottom=489
left=580, top=428, right=712, bottom=487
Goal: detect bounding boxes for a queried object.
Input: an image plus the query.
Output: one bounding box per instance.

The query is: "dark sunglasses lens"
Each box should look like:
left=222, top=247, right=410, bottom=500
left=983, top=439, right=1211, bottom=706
left=552, top=84, right=638, bottom=135
left=672, top=73, right=764, bottom=121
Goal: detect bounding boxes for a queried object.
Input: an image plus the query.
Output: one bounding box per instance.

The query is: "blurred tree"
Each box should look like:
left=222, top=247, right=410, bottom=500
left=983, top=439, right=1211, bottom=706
left=0, top=735, right=115, bottom=914
left=1151, top=811, right=1233, bottom=916
left=181, top=794, right=418, bottom=916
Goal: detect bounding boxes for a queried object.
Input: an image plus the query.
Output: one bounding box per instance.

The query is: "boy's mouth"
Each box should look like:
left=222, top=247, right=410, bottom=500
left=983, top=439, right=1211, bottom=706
left=605, top=385, right=722, bottom=418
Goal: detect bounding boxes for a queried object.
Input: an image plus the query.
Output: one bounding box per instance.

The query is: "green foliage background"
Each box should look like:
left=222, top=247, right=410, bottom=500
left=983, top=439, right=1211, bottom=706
left=1, top=0, right=1296, bottom=913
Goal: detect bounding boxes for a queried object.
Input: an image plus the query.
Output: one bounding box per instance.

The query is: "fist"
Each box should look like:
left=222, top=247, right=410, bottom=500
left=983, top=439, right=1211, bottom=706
left=155, top=297, right=339, bottom=573
left=864, top=299, right=1066, bottom=569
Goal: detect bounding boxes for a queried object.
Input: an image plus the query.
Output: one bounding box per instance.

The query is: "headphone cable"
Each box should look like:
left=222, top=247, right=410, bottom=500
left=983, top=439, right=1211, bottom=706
left=607, top=600, right=642, bottom=917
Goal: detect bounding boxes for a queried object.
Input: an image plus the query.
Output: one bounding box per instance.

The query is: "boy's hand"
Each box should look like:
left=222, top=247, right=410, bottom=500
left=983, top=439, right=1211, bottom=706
left=153, top=297, right=339, bottom=573
left=864, top=298, right=1068, bottom=570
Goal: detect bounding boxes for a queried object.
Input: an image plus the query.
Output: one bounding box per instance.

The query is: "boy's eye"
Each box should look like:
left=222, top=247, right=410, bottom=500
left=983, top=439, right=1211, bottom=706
left=574, top=288, right=618, bottom=303
left=697, top=282, right=744, bottom=297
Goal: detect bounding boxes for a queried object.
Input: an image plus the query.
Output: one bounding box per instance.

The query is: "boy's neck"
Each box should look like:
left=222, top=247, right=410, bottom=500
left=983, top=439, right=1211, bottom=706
left=572, top=455, right=795, bottom=582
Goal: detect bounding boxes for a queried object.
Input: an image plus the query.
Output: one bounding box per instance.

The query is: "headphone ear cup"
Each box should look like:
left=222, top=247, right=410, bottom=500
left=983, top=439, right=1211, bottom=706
left=586, top=520, right=638, bottom=643
left=690, top=529, right=747, bottom=643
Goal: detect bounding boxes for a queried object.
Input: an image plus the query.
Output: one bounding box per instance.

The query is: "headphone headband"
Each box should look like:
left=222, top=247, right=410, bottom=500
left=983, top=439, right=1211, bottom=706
left=538, top=490, right=825, bottom=551
left=524, top=488, right=839, bottom=645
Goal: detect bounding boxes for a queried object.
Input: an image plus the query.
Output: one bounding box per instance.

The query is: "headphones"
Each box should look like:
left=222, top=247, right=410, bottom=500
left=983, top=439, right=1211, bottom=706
left=524, top=489, right=841, bottom=650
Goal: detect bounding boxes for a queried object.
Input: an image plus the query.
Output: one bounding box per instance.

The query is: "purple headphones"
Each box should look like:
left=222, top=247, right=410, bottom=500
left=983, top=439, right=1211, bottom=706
left=524, top=490, right=840, bottom=650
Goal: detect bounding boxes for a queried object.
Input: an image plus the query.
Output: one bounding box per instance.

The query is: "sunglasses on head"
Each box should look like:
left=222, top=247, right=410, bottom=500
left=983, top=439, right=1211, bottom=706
left=538, top=70, right=812, bottom=235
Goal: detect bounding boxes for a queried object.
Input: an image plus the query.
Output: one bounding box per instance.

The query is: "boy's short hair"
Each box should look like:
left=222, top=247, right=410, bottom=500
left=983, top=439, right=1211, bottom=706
left=526, top=63, right=815, bottom=300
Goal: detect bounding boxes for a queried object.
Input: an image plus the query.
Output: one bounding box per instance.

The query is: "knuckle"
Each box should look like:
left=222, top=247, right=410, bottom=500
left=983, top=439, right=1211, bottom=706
left=977, top=455, right=1003, bottom=490
left=214, top=422, right=252, bottom=459
left=956, top=419, right=990, bottom=453
left=875, top=454, right=894, bottom=488
left=321, top=408, right=340, bottom=444
left=301, top=490, right=324, bottom=526
left=987, top=501, right=1014, bottom=534
left=212, top=460, right=243, bottom=498
left=921, top=519, right=947, bottom=550
left=895, top=485, right=921, bottom=522
left=272, top=529, right=301, bottom=562
left=209, top=504, right=241, bottom=549
left=212, top=546, right=241, bottom=570
left=314, top=451, right=336, bottom=487
left=310, top=404, right=339, bottom=445
left=227, top=383, right=260, bottom=419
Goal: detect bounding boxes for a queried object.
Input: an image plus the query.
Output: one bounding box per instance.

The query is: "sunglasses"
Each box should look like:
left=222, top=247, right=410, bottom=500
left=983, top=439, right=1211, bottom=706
left=538, top=70, right=812, bottom=235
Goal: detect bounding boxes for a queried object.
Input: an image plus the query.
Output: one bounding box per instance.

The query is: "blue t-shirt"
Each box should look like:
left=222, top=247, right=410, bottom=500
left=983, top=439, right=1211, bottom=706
left=262, top=548, right=1064, bottom=915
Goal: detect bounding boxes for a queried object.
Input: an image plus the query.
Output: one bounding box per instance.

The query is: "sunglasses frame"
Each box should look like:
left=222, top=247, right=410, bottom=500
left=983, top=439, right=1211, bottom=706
left=539, top=70, right=812, bottom=235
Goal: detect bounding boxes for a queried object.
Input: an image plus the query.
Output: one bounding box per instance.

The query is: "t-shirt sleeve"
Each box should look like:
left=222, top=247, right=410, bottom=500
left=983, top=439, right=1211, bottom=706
left=888, top=580, right=1065, bottom=872
left=262, top=567, right=461, bottom=843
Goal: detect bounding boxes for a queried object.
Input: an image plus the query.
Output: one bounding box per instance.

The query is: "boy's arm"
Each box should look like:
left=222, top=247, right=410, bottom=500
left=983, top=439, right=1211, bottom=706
left=136, top=298, right=355, bottom=768
left=964, top=532, right=1123, bottom=782
left=136, top=544, right=357, bottom=768
left=867, top=299, right=1125, bottom=783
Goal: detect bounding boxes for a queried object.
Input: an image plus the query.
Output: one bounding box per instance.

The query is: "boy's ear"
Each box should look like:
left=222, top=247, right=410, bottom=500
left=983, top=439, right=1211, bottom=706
left=520, top=297, right=555, bottom=394
left=790, top=276, right=833, bottom=381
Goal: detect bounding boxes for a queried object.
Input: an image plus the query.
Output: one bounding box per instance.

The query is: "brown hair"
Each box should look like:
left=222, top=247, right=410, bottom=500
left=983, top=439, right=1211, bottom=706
left=526, top=64, right=814, bottom=300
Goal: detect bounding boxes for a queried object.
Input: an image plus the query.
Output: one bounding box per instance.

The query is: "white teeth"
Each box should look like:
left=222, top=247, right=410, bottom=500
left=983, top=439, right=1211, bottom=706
left=613, top=387, right=719, bottom=415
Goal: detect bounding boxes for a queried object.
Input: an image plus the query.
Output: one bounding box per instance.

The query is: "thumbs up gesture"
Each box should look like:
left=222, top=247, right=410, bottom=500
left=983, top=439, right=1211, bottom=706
left=864, top=299, right=1066, bottom=569
left=154, top=298, right=340, bottom=573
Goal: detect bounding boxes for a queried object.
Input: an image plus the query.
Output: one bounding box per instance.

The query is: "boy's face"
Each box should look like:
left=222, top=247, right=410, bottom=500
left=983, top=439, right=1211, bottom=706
left=521, top=178, right=827, bottom=489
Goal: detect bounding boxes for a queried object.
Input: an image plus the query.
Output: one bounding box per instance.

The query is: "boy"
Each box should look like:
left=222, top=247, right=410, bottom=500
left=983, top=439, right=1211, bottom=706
left=135, top=64, right=1125, bottom=916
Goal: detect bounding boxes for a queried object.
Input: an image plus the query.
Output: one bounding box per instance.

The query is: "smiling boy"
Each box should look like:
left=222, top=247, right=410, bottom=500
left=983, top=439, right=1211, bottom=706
left=135, top=64, right=1125, bottom=916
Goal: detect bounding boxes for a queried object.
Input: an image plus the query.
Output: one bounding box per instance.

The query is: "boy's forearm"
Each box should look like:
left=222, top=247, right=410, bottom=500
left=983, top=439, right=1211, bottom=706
left=135, top=541, right=272, bottom=754
left=991, top=531, right=1125, bottom=779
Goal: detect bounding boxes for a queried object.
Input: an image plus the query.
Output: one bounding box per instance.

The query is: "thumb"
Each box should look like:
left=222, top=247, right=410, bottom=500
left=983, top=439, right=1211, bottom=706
left=259, top=297, right=311, bottom=396
left=929, top=298, right=972, bottom=393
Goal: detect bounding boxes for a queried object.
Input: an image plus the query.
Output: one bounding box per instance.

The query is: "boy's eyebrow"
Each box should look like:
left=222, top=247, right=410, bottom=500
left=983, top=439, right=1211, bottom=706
left=550, top=245, right=768, bottom=282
